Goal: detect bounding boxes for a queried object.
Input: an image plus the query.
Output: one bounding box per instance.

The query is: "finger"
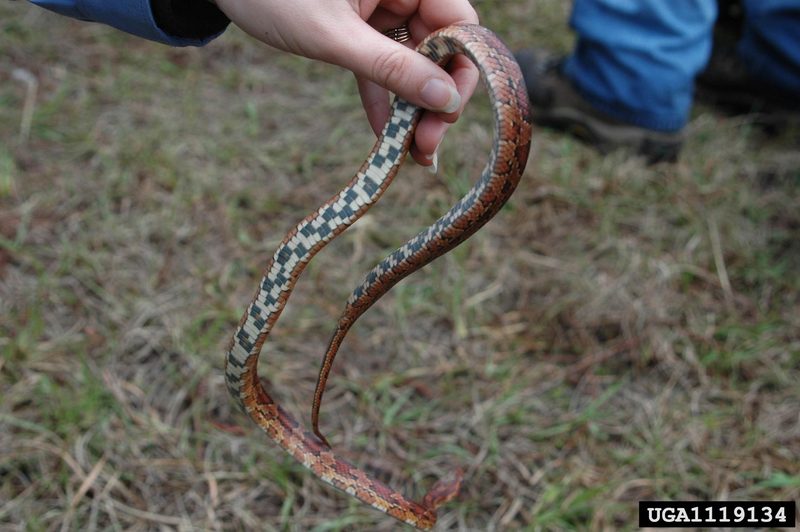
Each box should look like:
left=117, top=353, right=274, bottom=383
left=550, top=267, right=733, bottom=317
left=434, top=53, right=480, bottom=123
left=328, top=18, right=462, bottom=115
left=357, top=77, right=392, bottom=136
left=411, top=114, right=449, bottom=165
left=375, top=0, right=419, bottom=17
left=399, top=16, right=479, bottom=124
left=417, top=1, right=479, bottom=27
left=410, top=144, right=430, bottom=167
left=367, top=3, right=417, bottom=32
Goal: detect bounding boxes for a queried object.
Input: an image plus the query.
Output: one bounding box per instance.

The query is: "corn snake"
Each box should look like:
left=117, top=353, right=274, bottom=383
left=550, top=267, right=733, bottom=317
left=224, top=23, right=531, bottom=529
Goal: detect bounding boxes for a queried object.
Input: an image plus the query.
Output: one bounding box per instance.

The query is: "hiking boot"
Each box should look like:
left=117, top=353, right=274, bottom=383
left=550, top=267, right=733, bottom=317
left=696, top=45, right=800, bottom=122
left=514, top=48, right=684, bottom=163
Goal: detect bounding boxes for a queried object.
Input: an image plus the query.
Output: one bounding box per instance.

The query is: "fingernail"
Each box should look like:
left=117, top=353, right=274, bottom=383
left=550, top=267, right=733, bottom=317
left=421, top=78, right=461, bottom=113
left=425, top=151, right=439, bottom=174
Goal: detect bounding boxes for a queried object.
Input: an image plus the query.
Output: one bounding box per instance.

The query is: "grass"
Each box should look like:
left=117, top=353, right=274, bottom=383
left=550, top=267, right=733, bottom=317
left=1, top=0, right=799, bottom=530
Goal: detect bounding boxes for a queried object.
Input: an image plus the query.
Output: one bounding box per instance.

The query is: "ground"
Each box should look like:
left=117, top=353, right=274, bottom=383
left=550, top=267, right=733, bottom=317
left=1, top=1, right=798, bottom=530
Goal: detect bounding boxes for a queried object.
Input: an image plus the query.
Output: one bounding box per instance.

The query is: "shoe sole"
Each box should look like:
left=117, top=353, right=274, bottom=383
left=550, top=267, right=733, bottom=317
left=535, top=106, right=684, bottom=163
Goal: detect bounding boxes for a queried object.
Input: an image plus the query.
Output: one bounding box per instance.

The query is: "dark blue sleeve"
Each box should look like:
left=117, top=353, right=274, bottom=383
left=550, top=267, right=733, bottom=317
left=29, top=0, right=229, bottom=47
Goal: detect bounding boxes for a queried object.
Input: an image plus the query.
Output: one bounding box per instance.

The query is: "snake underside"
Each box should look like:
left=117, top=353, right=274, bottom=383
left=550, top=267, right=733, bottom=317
left=224, top=23, right=532, bottom=529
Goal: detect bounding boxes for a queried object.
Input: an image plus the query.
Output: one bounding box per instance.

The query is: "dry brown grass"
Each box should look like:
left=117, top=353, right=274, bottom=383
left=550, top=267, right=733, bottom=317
left=1, top=1, right=798, bottom=530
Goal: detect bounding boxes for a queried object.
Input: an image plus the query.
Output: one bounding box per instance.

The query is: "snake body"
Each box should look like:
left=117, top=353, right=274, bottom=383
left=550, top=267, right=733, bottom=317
left=225, top=24, right=531, bottom=529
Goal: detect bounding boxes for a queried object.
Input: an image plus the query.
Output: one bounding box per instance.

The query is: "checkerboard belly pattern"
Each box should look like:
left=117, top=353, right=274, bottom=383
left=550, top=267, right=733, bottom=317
left=224, top=98, right=419, bottom=406
left=224, top=24, right=532, bottom=530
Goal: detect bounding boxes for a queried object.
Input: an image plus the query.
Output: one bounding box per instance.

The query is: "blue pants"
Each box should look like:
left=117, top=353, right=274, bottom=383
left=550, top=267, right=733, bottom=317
left=563, top=0, right=800, bottom=132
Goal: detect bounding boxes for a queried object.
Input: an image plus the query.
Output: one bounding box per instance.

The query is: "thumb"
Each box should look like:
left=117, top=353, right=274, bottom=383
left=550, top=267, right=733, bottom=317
left=331, top=22, right=462, bottom=114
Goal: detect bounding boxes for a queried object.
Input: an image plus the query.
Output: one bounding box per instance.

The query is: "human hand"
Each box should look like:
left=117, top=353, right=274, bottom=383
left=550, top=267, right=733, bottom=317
left=215, top=0, right=480, bottom=166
